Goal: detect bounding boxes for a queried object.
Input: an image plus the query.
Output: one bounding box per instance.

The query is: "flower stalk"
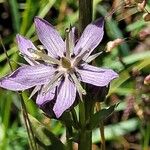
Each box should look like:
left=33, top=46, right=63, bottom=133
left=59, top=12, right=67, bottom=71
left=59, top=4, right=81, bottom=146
left=79, top=0, right=93, bottom=34
left=78, top=0, right=93, bottom=149
left=96, top=102, right=106, bottom=150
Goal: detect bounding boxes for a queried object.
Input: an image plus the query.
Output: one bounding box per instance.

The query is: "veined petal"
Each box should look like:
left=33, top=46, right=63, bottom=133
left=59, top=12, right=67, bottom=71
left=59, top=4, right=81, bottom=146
left=0, top=64, right=55, bottom=91
left=16, top=34, right=36, bottom=57
left=34, top=17, right=65, bottom=58
left=16, top=34, right=38, bottom=65
left=77, top=64, right=118, bottom=87
left=0, top=78, right=32, bottom=91
left=74, top=18, right=104, bottom=56
left=36, top=87, right=55, bottom=106
left=53, top=76, right=76, bottom=118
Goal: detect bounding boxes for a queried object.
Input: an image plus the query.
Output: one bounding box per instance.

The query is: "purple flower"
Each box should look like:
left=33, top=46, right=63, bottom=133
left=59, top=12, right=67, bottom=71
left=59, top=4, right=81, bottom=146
left=0, top=17, right=118, bottom=118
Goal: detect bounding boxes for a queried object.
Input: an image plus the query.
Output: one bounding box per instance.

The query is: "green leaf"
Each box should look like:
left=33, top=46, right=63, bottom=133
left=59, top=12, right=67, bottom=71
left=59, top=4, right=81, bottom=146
left=20, top=0, right=40, bottom=35
left=92, top=118, right=139, bottom=142
left=87, top=104, right=117, bottom=130
left=8, top=0, right=20, bottom=33
left=109, top=58, right=150, bottom=95
left=60, top=112, right=74, bottom=127
left=28, top=114, right=65, bottom=149
left=26, top=0, right=56, bottom=37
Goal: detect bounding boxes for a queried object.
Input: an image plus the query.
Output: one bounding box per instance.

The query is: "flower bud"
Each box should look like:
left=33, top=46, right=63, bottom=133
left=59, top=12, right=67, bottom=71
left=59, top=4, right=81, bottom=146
left=106, top=38, right=124, bottom=52
left=40, top=101, right=56, bottom=119
left=143, top=13, right=150, bottom=21
left=137, top=0, right=146, bottom=12
left=139, top=29, right=150, bottom=40
left=89, top=85, right=110, bottom=102
left=144, top=74, right=150, bottom=85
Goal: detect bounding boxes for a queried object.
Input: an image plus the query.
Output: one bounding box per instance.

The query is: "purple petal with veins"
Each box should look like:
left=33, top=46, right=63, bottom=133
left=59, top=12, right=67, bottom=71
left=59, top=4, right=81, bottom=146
left=34, top=17, right=65, bottom=58
left=36, top=87, right=56, bottom=106
left=16, top=34, right=36, bottom=57
left=74, top=18, right=104, bottom=56
left=16, top=34, right=38, bottom=65
left=76, top=64, right=118, bottom=87
left=0, top=64, right=55, bottom=90
left=53, top=76, right=76, bottom=118
left=0, top=78, right=32, bottom=91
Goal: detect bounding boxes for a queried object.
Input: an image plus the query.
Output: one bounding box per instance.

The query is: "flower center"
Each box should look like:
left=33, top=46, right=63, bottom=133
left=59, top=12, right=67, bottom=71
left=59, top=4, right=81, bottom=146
left=61, top=57, right=71, bottom=69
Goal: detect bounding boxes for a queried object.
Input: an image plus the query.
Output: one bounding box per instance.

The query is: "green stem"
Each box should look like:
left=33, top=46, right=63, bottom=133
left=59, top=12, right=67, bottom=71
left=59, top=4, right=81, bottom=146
left=96, top=103, right=106, bottom=150
left=78, top=87, right=94, bottom=150
left=78, top=0, right=93, bottom=149
left=78, top=129, right=92, bottom=150
left=78, top=101, right=88, bottom=150
left=79, top=0, right=93, bottom=35
left=143, top=122, right=150, bottom=150
left=78, top=100, right=93, bottom=150
left=66, top=126, right=73, bottom=150
left=71, top=108, right=79, bottom=129
left=79, top=101, right=85, bottom=127
left=100, top=121, right=105, bottom=150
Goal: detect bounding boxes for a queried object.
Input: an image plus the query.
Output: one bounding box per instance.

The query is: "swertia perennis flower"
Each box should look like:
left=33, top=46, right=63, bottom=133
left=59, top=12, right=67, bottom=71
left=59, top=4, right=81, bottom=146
left=0, top=17, right=118, bottom=118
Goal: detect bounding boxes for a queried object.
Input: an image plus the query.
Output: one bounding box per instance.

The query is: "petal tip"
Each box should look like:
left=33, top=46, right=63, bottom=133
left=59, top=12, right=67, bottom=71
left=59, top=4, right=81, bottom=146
left=94, top=17, right=104, bottom=28
left=34, top=17, right=44, bottom=27
left=53, top=108, right=62, bottom=118
left=16, top=34, right=22, bottom=41
left=34, top=17, right=52, bottom=28
left=16, top=34, right=27, bottom=43
left=112, top=70, right=119, bottom=79
left=34, top=16, right=41, bottom=23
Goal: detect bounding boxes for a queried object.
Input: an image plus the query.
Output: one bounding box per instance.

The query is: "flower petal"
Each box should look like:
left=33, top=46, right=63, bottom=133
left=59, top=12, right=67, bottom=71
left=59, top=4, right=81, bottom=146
left=16, top=34, right=36, bottom=57
left=74, top=18, right=104, bottom=56
left=34, top=17, right=65, bottom=58
left=0, top=78, right=32, bottom=91
left=0, top=64, right=55, bottom=91
left=16, top=34, right=38, bottom=65
left=53, top=76, right=76, bottom=118
left=36, top=87, right=55, bottom=106
left=77, top=64, right=118, bottom=86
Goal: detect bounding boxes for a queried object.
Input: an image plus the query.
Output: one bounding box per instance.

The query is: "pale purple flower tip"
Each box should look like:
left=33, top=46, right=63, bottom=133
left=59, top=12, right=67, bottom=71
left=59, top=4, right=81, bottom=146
left=0, top=17, right=118, bottom=118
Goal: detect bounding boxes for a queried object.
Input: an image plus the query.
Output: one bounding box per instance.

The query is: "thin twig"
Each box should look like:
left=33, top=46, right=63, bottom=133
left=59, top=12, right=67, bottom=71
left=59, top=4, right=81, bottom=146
left=20, top=92, right=38, bottom=150
left=0, top=35, right=13, bottom=71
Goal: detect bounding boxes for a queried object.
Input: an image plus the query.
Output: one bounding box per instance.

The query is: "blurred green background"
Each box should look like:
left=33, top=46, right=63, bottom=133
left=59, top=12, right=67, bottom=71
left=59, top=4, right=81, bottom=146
left=0, top=0, right=150, bottom=149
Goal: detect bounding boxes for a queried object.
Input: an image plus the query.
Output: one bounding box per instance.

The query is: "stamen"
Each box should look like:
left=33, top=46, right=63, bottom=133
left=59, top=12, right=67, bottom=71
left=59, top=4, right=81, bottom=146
left=65, top=26, right=75, bottom=59
left=28, top=48, right=36, bottom=53
left=74, top=49, right=90, bottom=66
left=42, top=71, right=64, bottom=93
left=70, top=73, right=86, bottom=101
left=28, top=48, right=60, bottom=65
left=37, top=45, right=45, bottom=51
left=61, top=57, right=71, bottom=69
left=65, top=28, right=71, bottom=59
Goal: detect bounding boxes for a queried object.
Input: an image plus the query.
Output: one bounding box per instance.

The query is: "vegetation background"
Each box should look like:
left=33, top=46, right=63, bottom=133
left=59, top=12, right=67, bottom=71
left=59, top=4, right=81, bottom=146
left=0, top=0, right=150, bottom=149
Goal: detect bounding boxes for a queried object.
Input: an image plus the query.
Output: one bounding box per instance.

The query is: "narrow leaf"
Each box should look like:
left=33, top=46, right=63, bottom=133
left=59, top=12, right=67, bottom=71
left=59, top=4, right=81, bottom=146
left=87, top=104, right=117, bottom=130
left=28, top=114, right=65, bottom=149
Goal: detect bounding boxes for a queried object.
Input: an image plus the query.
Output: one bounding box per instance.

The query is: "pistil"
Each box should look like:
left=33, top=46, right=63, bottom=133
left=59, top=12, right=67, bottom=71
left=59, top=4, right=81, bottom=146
left=61, top=57, right=71, bottom=69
